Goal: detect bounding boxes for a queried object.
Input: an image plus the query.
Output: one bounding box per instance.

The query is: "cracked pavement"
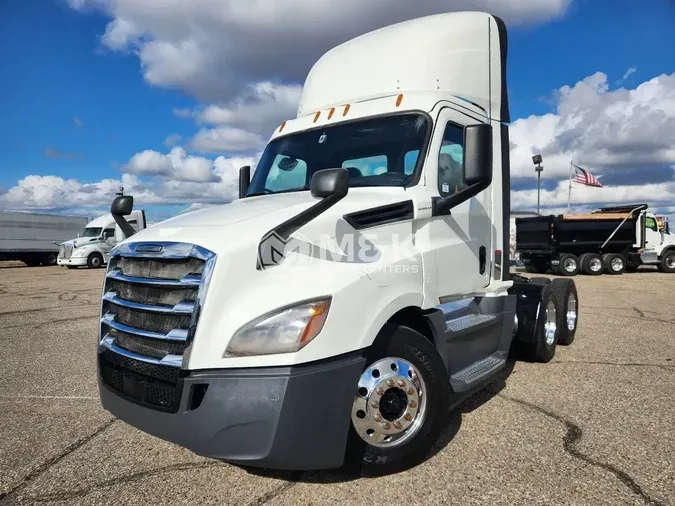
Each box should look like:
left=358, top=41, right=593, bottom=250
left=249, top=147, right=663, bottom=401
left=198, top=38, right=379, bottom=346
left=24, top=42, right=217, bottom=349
left=1, top=261, right=673, bottom=505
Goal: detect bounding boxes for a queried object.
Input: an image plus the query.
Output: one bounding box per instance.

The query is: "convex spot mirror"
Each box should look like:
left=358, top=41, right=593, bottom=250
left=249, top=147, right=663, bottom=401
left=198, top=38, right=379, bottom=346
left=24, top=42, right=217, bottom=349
left=463, top=124, right=493, bottom=187
left=111, top=196, right=133, bottom=216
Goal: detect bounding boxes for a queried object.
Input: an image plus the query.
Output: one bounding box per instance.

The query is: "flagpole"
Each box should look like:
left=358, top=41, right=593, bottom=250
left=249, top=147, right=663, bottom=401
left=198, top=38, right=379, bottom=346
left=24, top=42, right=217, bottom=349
left=567, top=159, right=573, bottom=213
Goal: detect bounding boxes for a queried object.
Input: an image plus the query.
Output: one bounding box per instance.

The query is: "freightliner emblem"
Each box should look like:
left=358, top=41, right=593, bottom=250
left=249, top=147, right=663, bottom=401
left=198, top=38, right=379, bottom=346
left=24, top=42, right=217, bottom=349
left=134, top=244, right=165, bottom=253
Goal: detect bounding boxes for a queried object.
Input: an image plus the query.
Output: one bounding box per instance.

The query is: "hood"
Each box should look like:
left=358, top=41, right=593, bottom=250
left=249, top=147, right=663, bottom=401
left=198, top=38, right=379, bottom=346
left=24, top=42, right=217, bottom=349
left=117, top=187, right=414, bottom=255
left=61, top=237, right=101, bottom=248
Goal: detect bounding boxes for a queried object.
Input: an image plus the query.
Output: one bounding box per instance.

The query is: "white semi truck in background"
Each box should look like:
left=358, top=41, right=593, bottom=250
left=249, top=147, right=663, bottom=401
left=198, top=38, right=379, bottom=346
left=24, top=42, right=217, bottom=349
left=57, top=210, right=147, bottom=269
left=95, top=12, right=581, bottom=473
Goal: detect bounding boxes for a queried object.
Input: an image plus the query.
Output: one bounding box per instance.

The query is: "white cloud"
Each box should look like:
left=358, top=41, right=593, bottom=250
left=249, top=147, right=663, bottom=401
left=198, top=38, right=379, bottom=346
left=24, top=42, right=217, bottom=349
left=68, top=0, right=571, bottom=102
left=189, top=127, right=265, bottom=154
left=510, top=72, right=675, bottom=180
left=164, top=133, right=182, bottom=147
left=622, top=67, right=637, bottom=81
left=125, top=146, right=221, bottom=182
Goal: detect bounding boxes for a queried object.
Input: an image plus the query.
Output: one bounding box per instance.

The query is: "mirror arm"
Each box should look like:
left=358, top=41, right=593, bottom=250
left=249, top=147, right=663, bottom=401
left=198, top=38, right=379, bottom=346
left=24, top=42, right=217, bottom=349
left=113, top=215, right=137, bottom=239
left=431, top=180, right=491, bottom=217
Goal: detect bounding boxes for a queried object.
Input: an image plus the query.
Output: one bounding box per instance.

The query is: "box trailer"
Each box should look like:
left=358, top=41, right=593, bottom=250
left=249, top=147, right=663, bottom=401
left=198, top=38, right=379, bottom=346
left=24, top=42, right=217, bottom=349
left=0, top=211, right=89, bottom=266
left=516, top=204, right=675, bottom=275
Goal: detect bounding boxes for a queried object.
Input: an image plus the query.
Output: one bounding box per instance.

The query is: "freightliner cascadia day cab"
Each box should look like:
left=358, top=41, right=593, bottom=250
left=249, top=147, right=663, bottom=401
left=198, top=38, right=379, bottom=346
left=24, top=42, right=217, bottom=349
left=516, top=204, right=675, bottom=276
left=57, top=210, right=147, bottom=269
left=97, top=12, right=581, bottom=473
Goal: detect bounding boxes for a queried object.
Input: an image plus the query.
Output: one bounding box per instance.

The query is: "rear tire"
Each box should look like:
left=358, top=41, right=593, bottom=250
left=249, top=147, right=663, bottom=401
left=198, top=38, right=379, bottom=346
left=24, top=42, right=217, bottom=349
left=87, top=253, right=103, bottom=269
left=527, top=282, right=558, bottom=362
left=42, top=253, right=58, bottom=266
left=345, top=324, right=449, bottom=475
left=603, top=253, right=626, bottom=275
left=558, top=253, right=579, bottom=276
left=551, top=279, right=578, bottom=345
left=658, top=250, right=675, bottom=273
left=581, top=253, right=603, bottom=275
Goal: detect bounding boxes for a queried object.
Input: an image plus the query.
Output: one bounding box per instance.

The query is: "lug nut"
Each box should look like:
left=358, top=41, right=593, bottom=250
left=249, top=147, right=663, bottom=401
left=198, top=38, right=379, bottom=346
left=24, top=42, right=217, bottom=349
left=383, top=423, right=391, bottom=430
left=409, top=400, right=417, bottom=408
left=404, top=414, right=413, bottom=422
left=374, top=414, right=382, bottom=422
left=398, top=380, right=405, bottom=387
left=407, top=387, right=415, bottom=395
left=394, top=421, right=402, bottom=429
left=387, top=379, right=395, bottom=387
left=376, top=388, right=385, bottom=395
left=371, top=400, right=379, bottom=408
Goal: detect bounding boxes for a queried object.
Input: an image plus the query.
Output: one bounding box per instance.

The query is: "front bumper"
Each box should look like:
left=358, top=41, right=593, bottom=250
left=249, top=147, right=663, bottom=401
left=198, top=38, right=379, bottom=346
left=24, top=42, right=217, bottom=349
left=98, top=348, right=366, bottom=470
left=58, top=256, right=88, bottom=267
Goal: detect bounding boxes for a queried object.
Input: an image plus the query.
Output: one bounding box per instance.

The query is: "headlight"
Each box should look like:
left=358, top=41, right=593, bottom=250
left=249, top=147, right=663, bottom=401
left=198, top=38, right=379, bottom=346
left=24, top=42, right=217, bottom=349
left=225, top=298, right=331, bottom=357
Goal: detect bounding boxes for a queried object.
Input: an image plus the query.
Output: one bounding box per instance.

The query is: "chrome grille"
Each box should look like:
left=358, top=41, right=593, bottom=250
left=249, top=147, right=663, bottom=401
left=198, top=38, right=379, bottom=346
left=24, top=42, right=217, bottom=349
left=59, top=244, right=73, bottom=259
left=98, top=242, right=216, bottom=412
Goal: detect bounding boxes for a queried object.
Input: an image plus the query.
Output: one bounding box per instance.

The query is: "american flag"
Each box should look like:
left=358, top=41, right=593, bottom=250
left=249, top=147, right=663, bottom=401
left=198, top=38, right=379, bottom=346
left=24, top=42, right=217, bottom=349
left=573, top=165, right=602, bottom=187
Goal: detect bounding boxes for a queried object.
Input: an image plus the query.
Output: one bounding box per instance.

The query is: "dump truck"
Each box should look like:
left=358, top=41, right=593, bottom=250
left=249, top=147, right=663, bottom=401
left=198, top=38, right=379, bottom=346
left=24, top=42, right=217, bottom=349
left=95, top=11, right=581, bottom=473
left=0, top=211, right=88, bottom=266
left=516, top=204, right=675, bottom=275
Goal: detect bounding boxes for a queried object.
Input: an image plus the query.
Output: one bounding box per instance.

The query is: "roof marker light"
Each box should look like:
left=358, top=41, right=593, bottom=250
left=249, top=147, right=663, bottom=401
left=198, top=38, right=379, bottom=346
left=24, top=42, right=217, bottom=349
left=313, top=111, right=321, bottom=123
left=328, top=107, right=335, bottom=119
left=343, top=104, right=351, bottom=116
left=279, top=121, right=287, bottom=132
left=396, top=94, right=404, bottom=107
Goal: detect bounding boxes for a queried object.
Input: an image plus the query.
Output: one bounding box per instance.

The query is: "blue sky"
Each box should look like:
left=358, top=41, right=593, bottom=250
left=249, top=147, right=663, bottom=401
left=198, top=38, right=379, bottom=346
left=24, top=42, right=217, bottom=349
left=1, top=0, right=674, bottom=221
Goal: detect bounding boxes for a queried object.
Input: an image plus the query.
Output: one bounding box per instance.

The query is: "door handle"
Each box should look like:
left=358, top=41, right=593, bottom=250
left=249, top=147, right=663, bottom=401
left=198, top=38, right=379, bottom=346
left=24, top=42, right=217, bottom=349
left=479, top=246, right=486, bottom=274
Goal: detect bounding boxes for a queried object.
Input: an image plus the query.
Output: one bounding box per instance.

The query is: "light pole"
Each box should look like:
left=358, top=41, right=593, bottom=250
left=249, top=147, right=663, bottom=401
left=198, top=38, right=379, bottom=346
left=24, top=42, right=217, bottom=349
left=532, top=155, right=543, bottom=215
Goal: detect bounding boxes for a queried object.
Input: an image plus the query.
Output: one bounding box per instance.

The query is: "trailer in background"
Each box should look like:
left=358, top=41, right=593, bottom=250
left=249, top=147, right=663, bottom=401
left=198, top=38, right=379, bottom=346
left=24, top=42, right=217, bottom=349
left=0, top=211, right=89, bottom=266
left=516, top=204, right=675, bottom=276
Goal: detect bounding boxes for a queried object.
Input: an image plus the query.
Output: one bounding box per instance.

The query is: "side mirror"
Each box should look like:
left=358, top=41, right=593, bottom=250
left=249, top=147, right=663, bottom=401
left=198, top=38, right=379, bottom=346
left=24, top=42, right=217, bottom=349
left=239, top=166, right=251, bottom=199
left=310, top=168, right=349, bottom=199
left=111, top=196, right=133, bottom=216
left=463, top=124, right=493, bottom=186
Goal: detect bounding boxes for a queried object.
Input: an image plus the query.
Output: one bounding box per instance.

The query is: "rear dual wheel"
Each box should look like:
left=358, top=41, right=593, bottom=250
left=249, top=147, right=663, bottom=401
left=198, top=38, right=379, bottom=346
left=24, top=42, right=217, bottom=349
left=580, top=253, right=603, bottom=275
left=602, top=253, right=626, bottom=275
left=346, top=324, right=449, bottom=475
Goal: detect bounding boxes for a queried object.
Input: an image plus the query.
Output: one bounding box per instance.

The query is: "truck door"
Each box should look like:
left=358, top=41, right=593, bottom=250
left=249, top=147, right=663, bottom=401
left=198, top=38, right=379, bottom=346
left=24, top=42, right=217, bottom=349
left=425, top=106, right=493, bottom=298
left=644, top=214, right=662, bottom=250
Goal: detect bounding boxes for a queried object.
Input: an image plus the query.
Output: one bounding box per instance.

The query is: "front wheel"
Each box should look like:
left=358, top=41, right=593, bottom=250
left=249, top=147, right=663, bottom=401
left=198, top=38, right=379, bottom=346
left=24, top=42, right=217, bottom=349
left=551, top=279, right=578, bottom=345
left=87, top=253, right=103, bottom=269
left=346, top=324, right=449, bottom=475
left=659, top=250, right=675, bottom=273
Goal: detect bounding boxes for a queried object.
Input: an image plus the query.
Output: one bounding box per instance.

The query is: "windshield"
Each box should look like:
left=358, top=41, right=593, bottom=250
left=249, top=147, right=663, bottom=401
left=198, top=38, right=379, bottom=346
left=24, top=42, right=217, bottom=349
left=83, top=227, right=102, bottom=238
left=248, top=113, right=429, bottom=195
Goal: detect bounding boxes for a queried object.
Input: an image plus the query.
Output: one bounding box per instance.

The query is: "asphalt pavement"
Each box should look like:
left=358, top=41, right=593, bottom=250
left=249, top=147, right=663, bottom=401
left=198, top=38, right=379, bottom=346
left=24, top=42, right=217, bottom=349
left=1, top=261, right=673, bottom=506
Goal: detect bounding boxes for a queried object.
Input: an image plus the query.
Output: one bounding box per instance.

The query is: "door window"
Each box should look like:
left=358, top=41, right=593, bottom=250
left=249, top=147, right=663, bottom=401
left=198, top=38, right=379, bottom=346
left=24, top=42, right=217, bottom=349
left=645, top=217, right=658, bottom=231
left=437, top=123, right=466, bottom=196
left=102, top=228, right=115, bottom=239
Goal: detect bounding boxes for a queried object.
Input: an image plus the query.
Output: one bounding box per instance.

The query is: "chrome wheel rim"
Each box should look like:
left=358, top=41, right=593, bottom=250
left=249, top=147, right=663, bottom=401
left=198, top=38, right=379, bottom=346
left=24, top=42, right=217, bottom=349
left=544, top=299, right=557, bottom=346
left=92, top=257, right=101, bottom=267
left=667, top=256, right=675, bottom=269
left=351, top=357, right=427, bottom=448
left=611, top=257, right=624, bottom=271
left=564, top=258, right=577, bottom=272
left=567, top=292, right=577, bottom=331
left=589, top=258, right=602, bottom=272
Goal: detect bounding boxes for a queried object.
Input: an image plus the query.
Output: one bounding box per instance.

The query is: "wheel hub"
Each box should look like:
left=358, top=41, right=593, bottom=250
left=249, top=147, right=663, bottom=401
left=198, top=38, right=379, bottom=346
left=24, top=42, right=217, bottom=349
left=567, top=292, right=577, bottom=331
left=611, top=257, right=623, bottom=271
left=667, top=256, right=675, bottom=269
left=544, top=299, right=557, bottom=345
left=589, top=258, right=602, bottom=271
left=351, top=357, right=427, bottom=448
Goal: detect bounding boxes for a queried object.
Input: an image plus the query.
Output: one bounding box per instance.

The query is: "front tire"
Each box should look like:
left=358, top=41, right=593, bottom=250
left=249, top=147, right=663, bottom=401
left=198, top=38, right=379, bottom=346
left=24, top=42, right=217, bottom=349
left=346, top=324, right=449, bottom=475
left=658, top=250, right=675, bottom=273
left=87, top=253, right=103, bottom=269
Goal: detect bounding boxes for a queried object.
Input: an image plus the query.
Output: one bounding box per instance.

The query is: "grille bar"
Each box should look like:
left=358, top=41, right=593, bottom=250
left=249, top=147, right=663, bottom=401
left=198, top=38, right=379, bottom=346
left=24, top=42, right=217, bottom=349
left=103, top=291, right=195, bottom=314
left=101, top=335, right=182, bottom=367
left=107, top=269, right=202, bottom=287
left=102, top=313, right=189, bottom=341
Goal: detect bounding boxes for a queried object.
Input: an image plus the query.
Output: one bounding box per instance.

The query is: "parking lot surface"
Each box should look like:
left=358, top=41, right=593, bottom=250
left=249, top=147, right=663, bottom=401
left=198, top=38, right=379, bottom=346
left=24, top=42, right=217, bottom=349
left=1, top=261, right=673, bottom=506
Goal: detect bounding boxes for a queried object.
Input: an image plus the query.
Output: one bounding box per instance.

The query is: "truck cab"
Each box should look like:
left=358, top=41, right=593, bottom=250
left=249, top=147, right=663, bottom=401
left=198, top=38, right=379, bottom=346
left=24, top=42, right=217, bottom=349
left=96, top=12, right=579, bottom=473
left=641, top=211, right=675, bottom=270
left=57, top=210, right=146, bottom=269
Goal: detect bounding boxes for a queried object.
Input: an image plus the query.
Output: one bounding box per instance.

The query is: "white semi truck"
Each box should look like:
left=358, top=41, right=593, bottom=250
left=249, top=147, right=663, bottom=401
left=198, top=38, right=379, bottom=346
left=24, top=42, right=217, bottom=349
left=96, top=12, right=581, bottom=473
left=57, top=211, right=147, bottom=269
